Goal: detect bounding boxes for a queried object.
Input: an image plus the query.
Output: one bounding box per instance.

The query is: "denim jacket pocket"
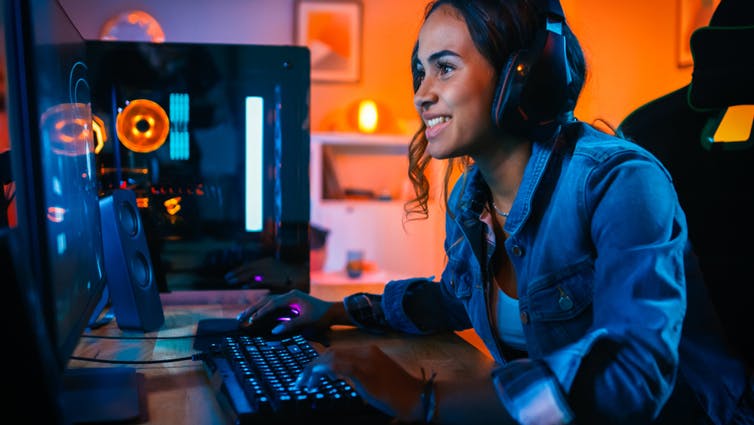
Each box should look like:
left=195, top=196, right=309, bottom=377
left=526, top=259, right=594, bottom=322
left=444, top=259, right=473, bottom=300
left=523, top=260, right=594, bottom=354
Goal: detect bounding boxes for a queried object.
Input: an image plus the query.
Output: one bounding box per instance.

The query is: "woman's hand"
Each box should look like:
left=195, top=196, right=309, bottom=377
left=295, top=345, right=425, bottom=422
left=236, top=289, right=348, bottom=335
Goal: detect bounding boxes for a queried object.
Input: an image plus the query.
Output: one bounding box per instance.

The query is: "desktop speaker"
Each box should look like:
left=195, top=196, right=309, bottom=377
left=99, top=189, right=164, bottom=331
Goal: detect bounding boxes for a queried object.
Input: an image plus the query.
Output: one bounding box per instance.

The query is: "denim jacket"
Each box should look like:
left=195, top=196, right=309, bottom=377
left=344, top=122, right=752, bottom=424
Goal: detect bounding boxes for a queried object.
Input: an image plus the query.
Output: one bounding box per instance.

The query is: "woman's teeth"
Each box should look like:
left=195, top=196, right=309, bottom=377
left=426, top=116, right=450, bottom=127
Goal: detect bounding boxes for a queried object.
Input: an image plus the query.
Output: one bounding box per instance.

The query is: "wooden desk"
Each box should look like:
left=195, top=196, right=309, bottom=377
left=70, top=289, right=494, bottom=424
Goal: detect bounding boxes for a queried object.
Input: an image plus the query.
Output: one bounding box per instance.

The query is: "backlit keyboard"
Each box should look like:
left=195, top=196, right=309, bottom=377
left=201, top=333, right=389, bottom=424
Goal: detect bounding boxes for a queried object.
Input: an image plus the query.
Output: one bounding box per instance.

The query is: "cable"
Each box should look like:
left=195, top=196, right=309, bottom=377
left=81, top=333, right=194, bottom=340
left=69, top=353, right=207, bottom=365
left=80, top=329, right=236, bottom=340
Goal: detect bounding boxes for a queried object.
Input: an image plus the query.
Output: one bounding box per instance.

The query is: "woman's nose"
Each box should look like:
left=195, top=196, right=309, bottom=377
left=413, top=78, right=437, bottom=112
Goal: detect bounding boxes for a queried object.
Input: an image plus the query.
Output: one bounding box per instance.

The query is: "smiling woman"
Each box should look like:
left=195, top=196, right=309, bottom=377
left=412, top=5, right=498, bottom=160
left=238, top=1, right=754, bottom=424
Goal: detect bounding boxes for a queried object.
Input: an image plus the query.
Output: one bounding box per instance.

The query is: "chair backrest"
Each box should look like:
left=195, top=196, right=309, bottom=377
left=619, top=85, right=754, bottom=368
left=618, top=1, right=754, bottom=368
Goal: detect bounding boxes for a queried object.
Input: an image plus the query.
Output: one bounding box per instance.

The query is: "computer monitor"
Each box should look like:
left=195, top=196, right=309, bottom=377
left=85, top=40, right=311, bottom=293
left=1, top=0, right=111, bottom=422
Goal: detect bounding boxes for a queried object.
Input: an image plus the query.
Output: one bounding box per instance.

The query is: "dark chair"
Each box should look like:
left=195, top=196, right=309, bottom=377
left=618, top=0, right=754, bottom=368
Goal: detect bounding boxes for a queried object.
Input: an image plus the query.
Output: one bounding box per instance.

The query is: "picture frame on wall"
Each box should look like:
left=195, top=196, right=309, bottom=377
left=677, top=0, right=720, bottom=67
left=295, top=0, right=362, bottom=83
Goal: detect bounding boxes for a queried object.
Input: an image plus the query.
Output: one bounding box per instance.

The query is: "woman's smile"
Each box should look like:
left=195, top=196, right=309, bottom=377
left=424, top=115, right=451, bottom=139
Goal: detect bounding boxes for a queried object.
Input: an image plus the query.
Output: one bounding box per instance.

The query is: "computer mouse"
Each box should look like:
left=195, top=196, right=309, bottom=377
left=238, top=305, right=301, bottom=337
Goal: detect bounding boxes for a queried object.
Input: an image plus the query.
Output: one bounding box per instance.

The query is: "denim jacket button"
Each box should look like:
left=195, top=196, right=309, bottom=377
left=558, top=295, right=573, bottom=311
left=520, top=311, right=529, bottom=325
left=512, top=245, right=524, bottom=256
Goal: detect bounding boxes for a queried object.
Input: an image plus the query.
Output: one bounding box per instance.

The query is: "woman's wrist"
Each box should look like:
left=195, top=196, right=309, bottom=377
left=323, top=300, right=352, bottom=326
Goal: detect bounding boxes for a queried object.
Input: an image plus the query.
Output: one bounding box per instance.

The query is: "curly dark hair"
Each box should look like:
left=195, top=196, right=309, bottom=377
left=404, top=0, right=587, bottom=221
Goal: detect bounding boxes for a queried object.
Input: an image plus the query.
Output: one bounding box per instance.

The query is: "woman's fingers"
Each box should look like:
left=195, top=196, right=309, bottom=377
left=293, top=345, right=422, bottom=421
left=304, top=363, right=339, bottom=390
left=296, top=350, right=345, bottom=390
left=235, top=296, right=275, bottom=323
left=236, top=290, right=304, bottom=324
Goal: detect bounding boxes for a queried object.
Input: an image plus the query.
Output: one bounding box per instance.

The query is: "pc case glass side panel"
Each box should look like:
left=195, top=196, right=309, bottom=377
left=86, top=41, right=310, bottom=292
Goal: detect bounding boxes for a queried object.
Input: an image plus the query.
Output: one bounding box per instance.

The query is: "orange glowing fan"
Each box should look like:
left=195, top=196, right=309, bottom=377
left=116, top=99, right=169, bottom=153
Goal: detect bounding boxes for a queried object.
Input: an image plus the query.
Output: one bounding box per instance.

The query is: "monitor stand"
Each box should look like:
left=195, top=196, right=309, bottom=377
left=62, top=367, right=145, bottom=424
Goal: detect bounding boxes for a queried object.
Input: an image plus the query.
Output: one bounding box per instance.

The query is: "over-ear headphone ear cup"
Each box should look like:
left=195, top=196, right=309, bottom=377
left=491, top=0, right=576, bottom=139
left=491, top=50, right=532, bottom=130
left=520, top=27, right=573, bottom=123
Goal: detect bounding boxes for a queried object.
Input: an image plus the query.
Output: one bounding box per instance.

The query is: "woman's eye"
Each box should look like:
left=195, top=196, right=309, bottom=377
left=437, top=62, right=454, bottom=75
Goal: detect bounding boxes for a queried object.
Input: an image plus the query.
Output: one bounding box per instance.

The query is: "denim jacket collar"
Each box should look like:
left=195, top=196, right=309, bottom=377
left=456, top=128, right=564, bottom=237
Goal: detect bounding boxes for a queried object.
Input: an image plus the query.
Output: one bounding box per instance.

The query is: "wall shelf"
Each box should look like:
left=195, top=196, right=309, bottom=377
left=310, top=132, right=445, bottom=279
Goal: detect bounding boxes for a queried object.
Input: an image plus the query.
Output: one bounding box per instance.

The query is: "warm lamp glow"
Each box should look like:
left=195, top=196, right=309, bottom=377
left=326, top=98, right=399, bottom=133
left=357, top=99, right=379, bottom=133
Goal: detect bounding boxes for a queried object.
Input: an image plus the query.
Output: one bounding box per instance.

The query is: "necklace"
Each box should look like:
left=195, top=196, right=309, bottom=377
left=492, top=202, right=509, bottom=218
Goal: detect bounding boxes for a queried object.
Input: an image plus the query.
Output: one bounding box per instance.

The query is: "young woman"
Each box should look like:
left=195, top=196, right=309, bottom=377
left=236, top=1, right=753, bottom=423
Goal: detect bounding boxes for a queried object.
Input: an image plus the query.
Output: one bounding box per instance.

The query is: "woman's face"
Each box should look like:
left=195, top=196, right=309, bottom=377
left=413, top=4, right=498, bottom=159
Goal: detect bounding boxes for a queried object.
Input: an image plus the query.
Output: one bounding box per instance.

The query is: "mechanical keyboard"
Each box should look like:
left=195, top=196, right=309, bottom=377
left=200, top=332, right=390, bottom=424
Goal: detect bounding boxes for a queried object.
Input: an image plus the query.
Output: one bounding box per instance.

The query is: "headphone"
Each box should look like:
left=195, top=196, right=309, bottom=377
left=491, top=0, right=575, bottom=139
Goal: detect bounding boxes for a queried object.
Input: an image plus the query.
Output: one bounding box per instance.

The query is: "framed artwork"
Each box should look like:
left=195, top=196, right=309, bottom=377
left=295, top=0, right=362, bottom=82
left=677, top=0, right=720, bottom=67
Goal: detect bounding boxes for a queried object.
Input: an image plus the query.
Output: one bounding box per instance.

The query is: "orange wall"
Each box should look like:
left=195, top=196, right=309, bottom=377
left=566, top=0, right=694, bottom=130
left=312, top=0, right=427, bottom=134
left=311, top=0, right=695, bottom=134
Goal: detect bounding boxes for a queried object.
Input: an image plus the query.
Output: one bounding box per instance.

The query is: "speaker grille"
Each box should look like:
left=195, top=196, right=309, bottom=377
left=129, top=251, right=152, bottom=289
left=118, top=199, right=140, bottom=238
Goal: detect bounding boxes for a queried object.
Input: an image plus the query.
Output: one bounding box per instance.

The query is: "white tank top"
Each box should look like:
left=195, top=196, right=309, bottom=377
left=496, top=288, right=527, bottom=351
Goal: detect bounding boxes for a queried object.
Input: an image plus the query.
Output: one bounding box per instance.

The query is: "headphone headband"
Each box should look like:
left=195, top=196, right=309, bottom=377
left=538, top=0, right=565, bottom=20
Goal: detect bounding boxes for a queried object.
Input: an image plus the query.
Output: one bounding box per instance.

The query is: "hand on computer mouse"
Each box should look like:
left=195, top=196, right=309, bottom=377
left=238, top=304, right=301, bottom=336
left=236, top=289, right=349, bottom=336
